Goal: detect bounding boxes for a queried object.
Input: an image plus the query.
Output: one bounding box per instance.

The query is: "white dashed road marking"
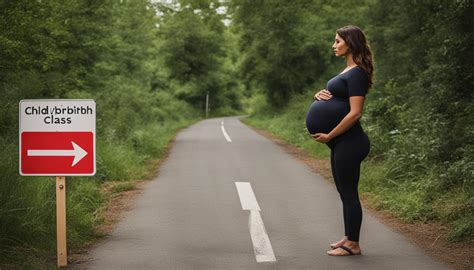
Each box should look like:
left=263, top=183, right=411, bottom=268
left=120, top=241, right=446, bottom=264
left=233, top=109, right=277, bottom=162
left=221, top=121, right=232, bottom=142
left=235, top=182, right=276, bottom=263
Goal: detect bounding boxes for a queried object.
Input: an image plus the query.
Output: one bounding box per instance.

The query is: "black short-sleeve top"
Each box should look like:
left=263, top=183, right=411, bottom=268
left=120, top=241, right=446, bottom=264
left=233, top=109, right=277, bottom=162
left=326, top=66, right=369, bottom=98
left=305, top=66, right=369, bottom=144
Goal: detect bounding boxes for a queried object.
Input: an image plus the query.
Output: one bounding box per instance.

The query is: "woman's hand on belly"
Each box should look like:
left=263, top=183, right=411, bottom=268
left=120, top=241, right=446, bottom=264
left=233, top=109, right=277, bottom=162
left=311, top=132, right=332, bottom=143
left=314, top=89, right=333, bottom=100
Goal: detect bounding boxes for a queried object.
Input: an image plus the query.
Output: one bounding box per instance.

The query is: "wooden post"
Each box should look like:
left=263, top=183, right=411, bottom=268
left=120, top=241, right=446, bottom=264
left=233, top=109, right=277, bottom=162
left=56, top=176, right=67, bottom=267
left=205, top=91, right=209, bottom=118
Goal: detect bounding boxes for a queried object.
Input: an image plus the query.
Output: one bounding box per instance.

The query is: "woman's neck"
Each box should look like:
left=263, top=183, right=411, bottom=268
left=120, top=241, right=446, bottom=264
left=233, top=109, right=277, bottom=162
left=345, top=54, right=357, bottom=67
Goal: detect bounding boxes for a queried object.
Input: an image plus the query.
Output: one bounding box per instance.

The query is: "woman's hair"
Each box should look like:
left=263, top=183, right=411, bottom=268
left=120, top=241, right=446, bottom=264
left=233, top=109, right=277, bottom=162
left=336, top=25, right=374, bottom=88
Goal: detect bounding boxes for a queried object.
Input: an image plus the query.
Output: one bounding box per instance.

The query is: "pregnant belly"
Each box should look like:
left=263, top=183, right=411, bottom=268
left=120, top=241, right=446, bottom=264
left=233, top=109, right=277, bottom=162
left=306, top=99, right=349, bottom=134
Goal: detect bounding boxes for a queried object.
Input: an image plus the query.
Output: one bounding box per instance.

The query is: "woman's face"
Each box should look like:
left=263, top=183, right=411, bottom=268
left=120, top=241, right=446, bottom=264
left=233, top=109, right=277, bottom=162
left=332, top=33, right=350, bottom=57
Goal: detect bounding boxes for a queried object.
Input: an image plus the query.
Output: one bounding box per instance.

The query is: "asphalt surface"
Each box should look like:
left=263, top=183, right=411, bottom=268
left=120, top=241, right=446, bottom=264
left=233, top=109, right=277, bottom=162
left=78, top=116, right=450, bottom=270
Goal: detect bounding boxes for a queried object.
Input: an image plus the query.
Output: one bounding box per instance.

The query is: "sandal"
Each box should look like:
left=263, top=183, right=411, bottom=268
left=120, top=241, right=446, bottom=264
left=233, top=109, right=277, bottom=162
left=327, top=245, right=362, bottom=256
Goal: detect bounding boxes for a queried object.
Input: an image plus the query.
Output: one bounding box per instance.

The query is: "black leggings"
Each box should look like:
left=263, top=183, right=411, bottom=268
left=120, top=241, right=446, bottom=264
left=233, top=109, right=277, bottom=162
left=329, top=131, right=370, bottom=242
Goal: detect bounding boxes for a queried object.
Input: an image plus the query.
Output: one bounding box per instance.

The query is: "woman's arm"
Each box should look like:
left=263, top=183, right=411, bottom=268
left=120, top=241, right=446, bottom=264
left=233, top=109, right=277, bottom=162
left=312, top=96, right=365, bottom=143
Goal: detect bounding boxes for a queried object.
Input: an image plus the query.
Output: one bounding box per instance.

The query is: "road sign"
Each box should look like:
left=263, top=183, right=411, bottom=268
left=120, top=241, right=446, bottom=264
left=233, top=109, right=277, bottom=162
left=19, top=99, right=96, bottom=176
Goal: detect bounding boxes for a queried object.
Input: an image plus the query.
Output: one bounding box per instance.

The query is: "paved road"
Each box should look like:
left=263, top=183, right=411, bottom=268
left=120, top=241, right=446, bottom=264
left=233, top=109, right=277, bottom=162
left=78, top=116, right=449, bottom=269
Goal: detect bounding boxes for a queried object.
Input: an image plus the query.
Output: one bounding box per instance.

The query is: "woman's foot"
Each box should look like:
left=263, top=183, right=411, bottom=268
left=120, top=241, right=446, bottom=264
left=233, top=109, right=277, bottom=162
left=329, top=236, right=348, bottom=249
left=327, top=240, right=362, bottom=256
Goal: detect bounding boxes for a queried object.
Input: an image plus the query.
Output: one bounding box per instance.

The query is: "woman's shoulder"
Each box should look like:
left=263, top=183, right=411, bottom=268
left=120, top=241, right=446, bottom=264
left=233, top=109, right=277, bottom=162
left=348, top=66, right=367, bottom=75
left=345, top=66, right=368, bottom=80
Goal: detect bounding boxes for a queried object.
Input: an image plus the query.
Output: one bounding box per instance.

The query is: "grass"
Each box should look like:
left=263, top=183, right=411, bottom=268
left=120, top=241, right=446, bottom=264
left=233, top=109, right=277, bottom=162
left=111, top=181, right=135, bottom=193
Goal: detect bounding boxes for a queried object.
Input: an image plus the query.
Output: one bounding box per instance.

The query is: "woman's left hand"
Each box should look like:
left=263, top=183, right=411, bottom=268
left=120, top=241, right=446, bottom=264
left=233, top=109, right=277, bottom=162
left=311, top=133, right=331, bottom=143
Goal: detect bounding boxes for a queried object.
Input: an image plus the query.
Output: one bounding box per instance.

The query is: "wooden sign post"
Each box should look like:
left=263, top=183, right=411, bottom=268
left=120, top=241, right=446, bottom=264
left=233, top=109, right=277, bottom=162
left=56, top=176, right=67, bottom=267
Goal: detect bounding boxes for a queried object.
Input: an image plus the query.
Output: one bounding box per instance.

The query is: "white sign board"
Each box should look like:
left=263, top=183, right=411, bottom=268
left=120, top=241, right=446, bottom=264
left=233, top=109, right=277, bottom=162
left=19, top=99, right=96, bottom=176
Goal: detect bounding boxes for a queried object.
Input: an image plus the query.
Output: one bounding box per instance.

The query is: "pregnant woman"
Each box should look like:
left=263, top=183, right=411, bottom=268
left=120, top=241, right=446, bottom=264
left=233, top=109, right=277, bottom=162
left=306, top=25, right=374, bottom=256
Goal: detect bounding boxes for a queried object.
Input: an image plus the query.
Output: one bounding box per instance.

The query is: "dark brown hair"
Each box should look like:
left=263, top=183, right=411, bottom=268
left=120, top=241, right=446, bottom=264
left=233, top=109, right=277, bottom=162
left=336, top=25, right=374, bottom=88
